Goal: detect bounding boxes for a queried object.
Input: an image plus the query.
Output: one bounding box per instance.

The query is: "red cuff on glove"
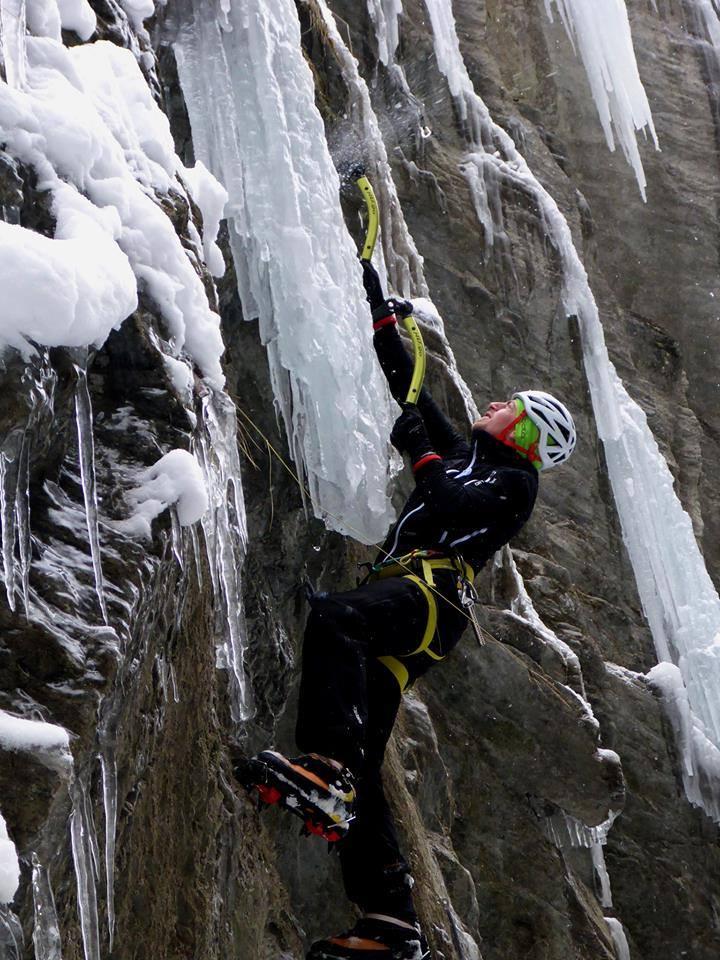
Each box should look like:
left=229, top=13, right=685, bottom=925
left=412, top=453, right=442, bottom=473
left=373, top=314, right=397, bottom=331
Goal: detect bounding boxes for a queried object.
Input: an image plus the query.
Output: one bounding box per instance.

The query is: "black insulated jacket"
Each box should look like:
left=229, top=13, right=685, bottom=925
left=374, top=322, right=539, bottom=572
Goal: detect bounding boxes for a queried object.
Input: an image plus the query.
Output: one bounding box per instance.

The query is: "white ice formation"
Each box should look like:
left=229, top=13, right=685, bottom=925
left=544, top=807, right=631, bottom=952
left=367, top=0, right=403, bottom=66
left=0, top=11, right=226, bottom=387
left=314, top=0, right=426, bottom=299
left=0, top=710, right=72, bottom=769
left=174, top=0, right=402, bottom=545
left=689, top=0, right=720, bottom=52
left=544, top=0, right=659, bottom=199
left=0, top=710, right=72, bottom=905
left=70, top=776, right=101, bottom=960
left=31, top=854, right=63, bottom=960
left=0, top=5, right=254, bottom=952
left=421, top=0, right=720, bottom=823
left=0, top=814, right=19, bottom=905
left=118, top=449, right=209, bottom=539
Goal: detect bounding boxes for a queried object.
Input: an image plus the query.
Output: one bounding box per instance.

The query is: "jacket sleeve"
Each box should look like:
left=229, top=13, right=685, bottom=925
left=374, top=323, right=468, bottom=458
left=413, top=461, right=536, bottom=529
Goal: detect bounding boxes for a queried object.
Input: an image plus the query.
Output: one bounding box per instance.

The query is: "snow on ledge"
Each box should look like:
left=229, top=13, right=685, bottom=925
left=0, top=709, right=72, bottom=774
left=117, top=449, right=209, bottom=539
left=0, top=814, right=19, bottom=904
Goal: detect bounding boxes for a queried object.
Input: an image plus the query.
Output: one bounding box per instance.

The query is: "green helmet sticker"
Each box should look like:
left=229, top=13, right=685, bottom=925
left=514, top=399, right=542, bottom=469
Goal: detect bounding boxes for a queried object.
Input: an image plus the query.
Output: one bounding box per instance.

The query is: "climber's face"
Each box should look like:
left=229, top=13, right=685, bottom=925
left=473, top=398, right=519, bottom=437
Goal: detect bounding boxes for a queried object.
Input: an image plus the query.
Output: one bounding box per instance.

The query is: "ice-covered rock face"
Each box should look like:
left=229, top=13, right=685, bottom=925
left=2, top=1, right=720, bottom=960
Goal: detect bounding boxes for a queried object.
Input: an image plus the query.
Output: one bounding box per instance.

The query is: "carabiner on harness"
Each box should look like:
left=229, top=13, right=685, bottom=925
left=458, top=575, right=486, bottom=647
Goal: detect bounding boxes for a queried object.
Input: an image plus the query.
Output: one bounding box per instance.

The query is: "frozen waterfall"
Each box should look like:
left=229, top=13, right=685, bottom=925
left=174, top=0, right=398, bottom=545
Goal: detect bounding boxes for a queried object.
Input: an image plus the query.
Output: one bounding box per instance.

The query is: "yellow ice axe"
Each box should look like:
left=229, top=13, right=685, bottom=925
left=354, top=171, right=425, bottom=405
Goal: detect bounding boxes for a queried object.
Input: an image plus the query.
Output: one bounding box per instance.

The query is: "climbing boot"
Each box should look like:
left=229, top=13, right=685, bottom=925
left=236, top=750, right=355, bottom=842
left=307, top=916, right=429, bottom=960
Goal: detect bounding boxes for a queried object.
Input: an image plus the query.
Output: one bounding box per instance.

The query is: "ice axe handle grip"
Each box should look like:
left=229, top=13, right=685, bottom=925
left=356, top=176, right=379, bottom=261
left=402, top=314, right=426, bottom=405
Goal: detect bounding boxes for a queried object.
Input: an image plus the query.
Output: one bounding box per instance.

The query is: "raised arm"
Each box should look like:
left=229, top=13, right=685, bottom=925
left=361, top=261, right=467, bottom=457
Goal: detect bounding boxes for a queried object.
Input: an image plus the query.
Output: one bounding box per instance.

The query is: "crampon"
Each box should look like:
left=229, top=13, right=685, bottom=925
left=236, top=750, right=355, bottom=843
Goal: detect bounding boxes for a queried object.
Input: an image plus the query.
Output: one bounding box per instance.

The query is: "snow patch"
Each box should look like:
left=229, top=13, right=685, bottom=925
left=56, top=0, right=97, bottom=40
left=116, top=0, right=156, bottom=30
left=0, top=815, right=19, bottom=905
left=182, top=160, right=227, bottom=278
left=0, top=209, right=136, bottom=354
left=604, top=660, right=646, bottom=687
left=0, top=33, right=226, bottom=384
left=0, top=709, right=70, bottom=755
left=118, top=449, right=209, bottom=538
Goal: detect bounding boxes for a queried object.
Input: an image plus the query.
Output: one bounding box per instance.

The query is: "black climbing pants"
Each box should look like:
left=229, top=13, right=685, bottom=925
left=296, top=573, right=467, bottom=922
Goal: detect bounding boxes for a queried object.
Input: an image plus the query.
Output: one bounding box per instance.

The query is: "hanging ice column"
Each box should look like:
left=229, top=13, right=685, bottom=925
left=683, top=0, right=720, bottom=116
left=175, top=0, right=398, bottom=544
left=422, top=0, right=720, bottom=820
left=544, top=0, right=659, bottom=200
left=367, top=0, right=403, bottom=66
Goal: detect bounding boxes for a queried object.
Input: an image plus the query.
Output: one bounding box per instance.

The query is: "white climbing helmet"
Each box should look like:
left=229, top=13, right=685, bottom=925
left=513, top=390, right=576, bottom=470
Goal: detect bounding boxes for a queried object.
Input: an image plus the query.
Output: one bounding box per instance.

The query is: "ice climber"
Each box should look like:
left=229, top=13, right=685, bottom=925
left=240, top=261, right=576, bottom=960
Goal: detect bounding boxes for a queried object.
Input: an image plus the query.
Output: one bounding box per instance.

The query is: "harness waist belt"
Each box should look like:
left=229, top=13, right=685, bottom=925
left=371, top=553, right=474, bottom=587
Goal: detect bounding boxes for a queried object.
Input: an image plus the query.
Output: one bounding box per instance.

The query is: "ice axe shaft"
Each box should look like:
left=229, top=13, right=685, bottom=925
left=354, top=172, right=425, bottom=405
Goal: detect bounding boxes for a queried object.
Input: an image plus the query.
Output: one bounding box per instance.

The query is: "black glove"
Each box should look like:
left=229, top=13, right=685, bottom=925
left=361, top=259, right=385, bottom=310
left=390, top=403, right=432, bottom=459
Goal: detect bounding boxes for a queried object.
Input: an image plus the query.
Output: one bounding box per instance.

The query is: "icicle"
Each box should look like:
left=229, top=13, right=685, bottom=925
left=544, top=0, right=659, bottom=200
left=189, top=523, right=204, bottom=593
left=366, top=0, right=403, bottom=66
left=99, top=750, right=117, bottom=952
left=15, top=427, right=31, bottom=617
left=0, top=355, right=56, bottom=616
left=683, top=2, right=720, bottom=128
left=193, top=390, right=252, bottom=722
left=73, top=365, right=109, bottom=626
left=443, top=898, right=481, bottom=960
left=605, top=917, right=631, bottom=960
left=0, top=439, right=20, bottom=612
left=170, top=506, right=184, bottom=570
left=0, top=906, right=23, bottom=960
left=0, top=0, right=27, bottom=89
left=69, top=777, right=101, bottom=960
left=591, top=842, right=613, bottom=909
left=421, top=0, right=510, bottom=263
left=543, top=808, right=619, bottom=850
left=169, top=663, right=180, bottom=703
left=31, top=854, right=63, bottom=960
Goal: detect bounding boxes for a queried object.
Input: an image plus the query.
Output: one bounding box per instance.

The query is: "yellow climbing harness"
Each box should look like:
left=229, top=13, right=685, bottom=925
left=371, top=552, right=475, bottom=691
